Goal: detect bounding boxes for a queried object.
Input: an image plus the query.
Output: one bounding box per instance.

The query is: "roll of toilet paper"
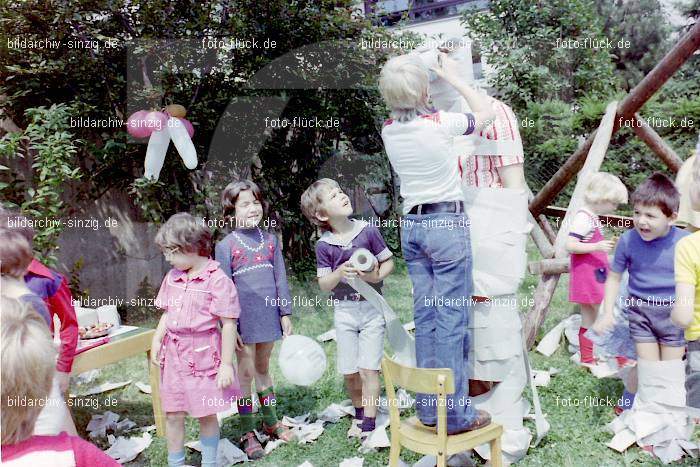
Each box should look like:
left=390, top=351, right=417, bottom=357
left=349, top=248, right=376, bottom=272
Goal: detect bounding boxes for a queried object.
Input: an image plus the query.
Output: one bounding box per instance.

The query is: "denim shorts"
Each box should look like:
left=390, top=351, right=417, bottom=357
left=625, top=297, right=685, bottom=347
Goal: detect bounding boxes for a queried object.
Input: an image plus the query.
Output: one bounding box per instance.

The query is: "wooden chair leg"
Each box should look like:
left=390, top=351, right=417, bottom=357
left=388, top=432, right=401, bottom=467
left=490, top=436, right=503, bottom=467
left=147, top=351, right=166, bottom=437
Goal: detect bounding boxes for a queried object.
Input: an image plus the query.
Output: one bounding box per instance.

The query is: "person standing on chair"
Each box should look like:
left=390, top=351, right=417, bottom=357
left=379, top=53, right=495, bottom=434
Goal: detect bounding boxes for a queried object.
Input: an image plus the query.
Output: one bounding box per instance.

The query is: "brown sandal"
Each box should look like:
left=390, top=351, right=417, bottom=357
left=263, top=421, right=296, bottom=442
left=240, top=431, right=264, bottom=460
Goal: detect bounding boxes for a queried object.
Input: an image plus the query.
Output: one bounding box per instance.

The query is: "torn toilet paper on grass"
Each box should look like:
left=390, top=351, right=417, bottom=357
left=186, top=438, right=247, bottom=465
left=105, top=432, right=152, bottom=464
left=86, top=411, right=135, bottom=438
left=606, top=359, right=698, bottom=464
left=74, top=380, right=132, bottom=397
left=74, top=369, right=101, bottom=385
left=339, top=457, right=364, bottom=467
left=408, top=452, right=476, bottom=467
left=134, top=381, right=151, bottom=394
left=317, top=328, right=336, bottom=342
left=317, top=399, right=356, bottom=422
left=536, top=314, right=581, bottom=357
left=538, top=313, right=633, bottom=378
left=532, top=368, right=559, bottom=387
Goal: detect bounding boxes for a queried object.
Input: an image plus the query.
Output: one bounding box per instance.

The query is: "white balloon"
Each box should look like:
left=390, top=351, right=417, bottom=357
left=278, top=335, right=327, bottom=386
left=144, top=129, right=170, bottom=180
left=166, top=117, right=198, bottom=169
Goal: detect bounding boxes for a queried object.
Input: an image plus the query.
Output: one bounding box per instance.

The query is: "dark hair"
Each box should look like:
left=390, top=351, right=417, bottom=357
left=221, top=180, right=266, bottom=219
left=630, top=172, right=680, bottom=217
left=154, top=213, right=212, bottom=257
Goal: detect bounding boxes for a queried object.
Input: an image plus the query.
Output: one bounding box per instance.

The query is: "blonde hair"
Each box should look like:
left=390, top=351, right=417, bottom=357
left=1, top=296, right=56, bottom=445
left=379, top=54, right=432, bottom=122
left=300, top=178, right=340, bottom=231
left=0, top=229, right=33, bottom=277
left=583, top=172, right=628, bottom=205
left=691, top=155, right=700, bottom=183
left=155, top=212, right=212, bottom=257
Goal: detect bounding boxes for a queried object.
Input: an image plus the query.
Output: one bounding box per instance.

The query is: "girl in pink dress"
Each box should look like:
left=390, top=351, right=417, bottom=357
left=151, top=213, right=242, bottom=467
left=566, top=172, right=628, bottom=364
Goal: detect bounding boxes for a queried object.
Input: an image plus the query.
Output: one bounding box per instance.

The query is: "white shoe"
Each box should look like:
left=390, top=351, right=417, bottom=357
left=347, top=418, right=362, bottom=438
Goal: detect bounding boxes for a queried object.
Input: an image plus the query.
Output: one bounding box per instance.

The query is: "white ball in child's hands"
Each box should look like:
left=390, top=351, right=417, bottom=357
left=278, top=335, right=327, bottom=386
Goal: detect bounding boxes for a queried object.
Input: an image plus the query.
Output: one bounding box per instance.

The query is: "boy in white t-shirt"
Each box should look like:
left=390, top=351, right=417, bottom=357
left=379, top=53, right=495, bottom=436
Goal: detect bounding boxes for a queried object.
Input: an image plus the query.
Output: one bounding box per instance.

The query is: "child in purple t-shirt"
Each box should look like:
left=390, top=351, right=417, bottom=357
left=595, top=173, right=689, bottom=433
left=301, top=178, right=394, bottom=441
left=595, top=173, right=688, bottom=357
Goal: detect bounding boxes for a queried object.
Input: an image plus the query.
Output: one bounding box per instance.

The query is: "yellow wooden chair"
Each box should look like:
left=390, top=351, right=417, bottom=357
left=382, top=354, right=503, bottom=467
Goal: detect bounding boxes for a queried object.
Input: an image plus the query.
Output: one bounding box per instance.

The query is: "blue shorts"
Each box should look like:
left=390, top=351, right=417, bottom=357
left=625, top=297, right=685, bottom=347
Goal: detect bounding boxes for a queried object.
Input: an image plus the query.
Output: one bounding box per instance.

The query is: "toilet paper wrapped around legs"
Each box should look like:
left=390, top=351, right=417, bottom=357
left=462, top=187, right=530, bottom=297
left=347, top=249, right=416, bottom=366
left=467, top=295, right=542, bottom=463
left=607, top=359, right=698, bottom=463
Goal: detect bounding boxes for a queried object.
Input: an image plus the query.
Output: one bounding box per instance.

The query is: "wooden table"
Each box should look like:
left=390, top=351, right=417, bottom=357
left=71, top=327, right=165, bottom=436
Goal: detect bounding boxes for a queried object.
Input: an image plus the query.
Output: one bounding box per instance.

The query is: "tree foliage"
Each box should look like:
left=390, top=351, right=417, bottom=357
left=463, top=0, right=619, bottom=113
left=1, top=0, right=400, bottom=272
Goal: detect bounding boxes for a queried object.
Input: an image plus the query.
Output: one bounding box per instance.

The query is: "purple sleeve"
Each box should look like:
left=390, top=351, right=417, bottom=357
left=272, top=236, right=292, bottom=316
left=214, top=238, right=233, bottom=280
left=316, top=242, right=334, bottom=277
left=463, top=113, right=476, bottom=135
left=366, top=226, right=393, bottom=262
left=611, top=231, right=630, bottom=274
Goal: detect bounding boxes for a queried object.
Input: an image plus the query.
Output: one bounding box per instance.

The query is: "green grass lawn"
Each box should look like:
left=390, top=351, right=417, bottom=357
left=70, top=244, right=698, bottom=466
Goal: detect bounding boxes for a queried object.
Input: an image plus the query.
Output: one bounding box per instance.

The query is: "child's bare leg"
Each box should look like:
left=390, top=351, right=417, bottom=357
left=660, top=345, right=685, bottom=361
left=253, top=342, right=275, bottom=391
left=199, top=414, right=219, bottom=437
left=237, top=344, right=256, bottom=395
left=165, top=411, right=186, bottom=453
left=236, top=344, right=257, bottom=435
left=344, top=373, right=363, bottom=408
left=579, top=304, right=598, bottom=328
left=198, top=414, right=220, bottom=467
left=636, top=342, right=661, bottom=361
left=359, top=368, right=380, bottom=418
left=623, top=366, right=638, bottom=393
left=253, top=341, right=291, bottom=439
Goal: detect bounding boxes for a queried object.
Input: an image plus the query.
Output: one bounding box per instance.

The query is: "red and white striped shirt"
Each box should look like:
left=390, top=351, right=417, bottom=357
left=458, top=100, right=524, bottom=188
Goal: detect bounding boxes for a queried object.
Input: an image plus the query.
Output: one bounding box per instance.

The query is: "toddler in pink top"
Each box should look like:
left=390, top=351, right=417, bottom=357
left=151, top=213, right=242, bottom=467
left=566, top=172, right=628, bottom=364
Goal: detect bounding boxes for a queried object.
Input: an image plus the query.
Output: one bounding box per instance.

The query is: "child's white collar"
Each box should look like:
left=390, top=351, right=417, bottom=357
left=318, top=219, right=369, bottom=247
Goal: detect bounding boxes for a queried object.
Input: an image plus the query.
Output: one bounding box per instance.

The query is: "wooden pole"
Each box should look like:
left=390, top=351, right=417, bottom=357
left=529, top=21, right=700, bottom=217
left=523, top=102, right=618, bottom=346
left=553, top=101, right=618, bottom=257
left=630, top=114, right=683, bottom=172
left=524, top=274, right=561, bottom=349
left=529, top=212, right=555, bottom=259
left=528, top=257, right=569, bottom=275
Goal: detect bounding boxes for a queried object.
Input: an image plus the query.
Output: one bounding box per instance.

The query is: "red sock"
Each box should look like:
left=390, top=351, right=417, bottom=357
left=616, top=356, right=633, bottom=367
left=579, top=327, right=594, bottom=364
